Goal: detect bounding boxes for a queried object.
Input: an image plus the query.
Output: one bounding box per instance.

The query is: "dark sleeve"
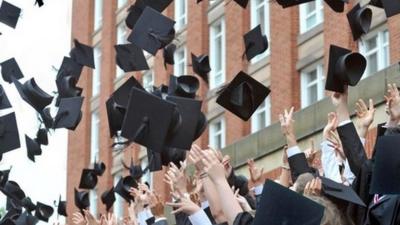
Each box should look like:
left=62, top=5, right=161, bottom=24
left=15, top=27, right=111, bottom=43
left=288, top=153, right=313, bottom=183
left=203, top=207, right=216, bottom=224
left=153, top=220, right=168, bottom=225
left=174, top=212, right=192, bottom=225
left=233, top=212, right=254, bottom=225
left=146, top=217, right=155, bottom=225
left=337, top=122, right=367, bottom=176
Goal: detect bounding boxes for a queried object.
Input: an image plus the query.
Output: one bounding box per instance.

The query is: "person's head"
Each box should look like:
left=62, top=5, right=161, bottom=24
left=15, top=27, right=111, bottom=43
left=305, top=195, right=350, bottom=225
left=293, top=173, right=314, bottom=194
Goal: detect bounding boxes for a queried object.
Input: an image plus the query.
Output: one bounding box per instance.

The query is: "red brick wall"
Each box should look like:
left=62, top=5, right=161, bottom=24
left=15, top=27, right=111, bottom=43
left=387, top=14, right=400, bottom=63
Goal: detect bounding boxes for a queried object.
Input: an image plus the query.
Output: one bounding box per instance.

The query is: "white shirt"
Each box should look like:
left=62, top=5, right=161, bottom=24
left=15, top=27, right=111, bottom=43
left=188, top=209, right=213, bottom=225
left=138, top=208, right=153, bottom=225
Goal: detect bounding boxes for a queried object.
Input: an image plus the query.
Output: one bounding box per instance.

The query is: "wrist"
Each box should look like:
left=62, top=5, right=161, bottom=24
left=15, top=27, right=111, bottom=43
left=285, top=134, right=297, bottom=147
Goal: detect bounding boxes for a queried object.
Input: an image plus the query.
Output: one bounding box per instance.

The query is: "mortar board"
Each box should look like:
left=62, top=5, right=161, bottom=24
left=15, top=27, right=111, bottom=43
left=0, top=1, right=21, bottom=28
left=168, top=75, right=200, bottom=99
left=380, top=0, right=400, bottom=17
left=13, top=77, right=53, bottom=113
left=34, top=202, right=54, bottom=222
left=191, top=53, right=210, bottom=83
left=0, top=168, right=11, bottom=187
left=125, top=0, right=173, bottom=30
left=276, top=0, right=315, bottom=8
left=101, top=187, right=116, bottom=212
left=112, top=76, right=144, bottom=107
left=324, top=0, right=348, bottom=13
left=163, top=43, right=176, bottom=68
left=243, top=25, right=268, bottom=61
left=0, top=113, right=21, bottom=155
left=93, top=161, right=106, bottom=177
left=53, top=96, right=83, bottom=130
left=193, top=112, right=207, bottom=141
left=25, top=135, right=42, bottom=162
left=39, top=108, right=54, bottom=130
left=78, top=169, right=98, bottom=190
left=347, top=4, right=372, bottom=40
left=0, top=84, right=12, bottom=110
left=320, top=176, right=366, bottom=206
left=115, top=43, right=149, bottom=72
left=56, top=56, right=83, bottom=82
left=55, top=76, right=83, bottom=106
left=106, top=97, right=126, bottom=138
left=1, top=58, right=24, bottom=83
left=35, top=128, right=48, bottom=146
left=232, top=0, right=249, bottom=8
left=56, top=195, right=67, bottom=217
left=35, top=0, right=44, bottom=7
left=114, top=176, right=138, bottom=203
left=122, top=159, right=144, bottom=180
left=369, top=0, right=383, bottom=8
left=70, top=39, right=95, bottom=69
left=74, top=189, right=89, bottom=211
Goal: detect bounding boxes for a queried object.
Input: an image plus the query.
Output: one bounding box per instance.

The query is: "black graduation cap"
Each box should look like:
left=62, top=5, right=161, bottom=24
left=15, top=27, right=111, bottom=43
left=25, top=135, right=42, bottom=162
left=0, top=113, right=21, bottom=155
left=161, top=147, right=187, bottom=167
left=39, top=108, right=54, bottom=130
left=121, top=87, right=176, bottom=153
left=125, top=0, right=173, bottom=30
left=35, top=0, right=44, bottom=7
left=21, top=197, right=36, bottom=213
left=320, top=176, right=366, bottom=206
left=35, top=128, right=48, bottom=146
left=0, top=1, right=21, bottom=28
left=380, top=0, right=400, bottom=18
left=243, top=25, right=268, bottom=61
left=146, top=149, right=162, bottom=172
left=276, top=0, right=314, bottom=8
left=78, top=169, right=98, bottom=190
left=325, top=45, right=366, bottom=93
left=74, top=188, right=89, bottom=211
left=106, top=97, right=126, bottom=138
left=231, top=0, right=249, bottom=8
left=163, top=43, right=176, bottom=68
left=324, top=0, right=348, bottom=13
left=13, top=77, right=53, bottom=113
left=370, top=135, right=400, bottom=194
left=112, top=76, right=144, bottom=107
left=93, top=161, right=106, bottom=177
left=55, top=76, right=83, bottom=106
left=122, top=159, right=144, bottom=180
left=56, top=56, right=83, bottom=82
left=0, top=84, right=12, bottom=110
left=14, top=211, right=38, bottom=225
left=53, top=96, right=83, bottom=130
left=0, top=169, right=10, bottom=188
left=168, top=75, right=200, bottom=99
left=191, top=53, right=210, bottom=83
left=69, top=39, right=95, bottom=69
left=0, top=181, right=26, bottom=204
left=347, top=4, right=372, bottom=41
left=0, top=58, right=24, bottom=83
left=114, top=176, right=138, bottom=203
left=127, top=6, right=176, bottom=56
left=165, top=96, right=202, bottom=150
left=252, top=180, right=324, bottom=225
left=115, top=43, right=149, bottom=72
left=193, top=112, right=207, bottom=141
left=101, top=187, right=116, bottom=212
left=216, top=71, right=270, bottom=121
left=34, top=202, right=54, bottom=222
left=56, top=195, right=67, bottom=217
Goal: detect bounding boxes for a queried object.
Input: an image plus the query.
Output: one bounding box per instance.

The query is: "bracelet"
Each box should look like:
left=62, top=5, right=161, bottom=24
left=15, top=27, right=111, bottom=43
left=281, top=165, right=290, bottom=170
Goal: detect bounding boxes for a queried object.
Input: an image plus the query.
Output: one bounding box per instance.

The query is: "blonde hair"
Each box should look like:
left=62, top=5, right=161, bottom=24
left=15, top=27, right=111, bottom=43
left=305, top=195, right=349, bottom=225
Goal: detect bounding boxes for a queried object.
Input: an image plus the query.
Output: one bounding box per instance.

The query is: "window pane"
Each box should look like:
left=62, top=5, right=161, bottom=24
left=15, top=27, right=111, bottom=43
left=367, top=53, right=378, bottom=74
left=306, top=1, right=316, bottom=13
left=89, top=190, right=97, bottom=216
left=365, top=37, right=377, bottom=50
left=113, top=175, right=124, bottom=218
left=174, top=48, right=186, bottom=76
left=307, top=84, right=318, bottom=104
left=91, top=113, right=99, bottom=163
left=93, top=45, right=101, bottom=96
left=307, top=70, right=317, bottom=83
left=117, top=23, right=127, bottom=44
left=306, top=15, right=317, bottom=29
left=210, top=19, right=225, bottom=88
left=94, top=0, right=103, bottom=30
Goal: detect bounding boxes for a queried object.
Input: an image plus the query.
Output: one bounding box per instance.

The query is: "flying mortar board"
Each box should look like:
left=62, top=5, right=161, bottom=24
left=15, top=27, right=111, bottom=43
left=35, top=0, right=44, bottom=7
left=370, top=135, right=400, bottom=195
left=39, top=107, right=54, bottom=130
left=0, top=112, right=21, bottom=155
left=53, top=96, right=83, bottom=130
left=0, top=85, right=11, bottom=110
left=74, top=188, right=89, bottom=212
left=56, top=195, right=68, bottom=217
left=115, top=43, right=149, bottom=72
left=0, top=218, right=16, bottom=225
left=319, top=176, right=366, bottom=207
left=106, top=97, right=126, bottom=138
left=252, top=180, right=324, bottom=225
left=35, top=128, right=48, bottom=146
left=347, top=4, right=372, bottom=41
left=112, top=76, right=144, bottom=107
left=93, top=160, right=106, bottom=177
left=230, top=0, right=250, bottom=8
left=21, top=197, right=36, bottom=213
left=25, top=135, right=42, bottom=162
left=161, top=147, right=187, bottom=168
left=101, top=187, right=116, bottom=212
left=12, top=77, right=53, bottom=113
left=193, top=112, right=207, bottom=141
left=1, top=202, right=21, bottom=223
left=125, top=0, right=173, bottom=30
left=122, top=158, right=144, bottom=180
left=0, top=181, right=26, bottom=205
left=165, top=96, right=202, bottom=150
left=34, top=202, right=54, bottom=222
left=0, top=58, right=24, bottom=83
left=380, top=0, right=400, bottom=18
left=275, top=0, right=315, bottom=8
left=191, top=53, right=211, bottom=84
left=14, top=211, right=38, bottom=225
left=0, top=1, right=21, bottom=29
left=120, top=87, right=176, bottom=153
left=146, top=149, right=162, bottom=172
left=324, top=0, right=349, bottom=13
left=78, top=169, right=98, bottom=190
left=325, top=45, right=366, bottom=93
left=216, top=71, right=270, bottom=121
left=55, top=75, right=83, bottom=106
left=163, top=43, right=176, bottom=68
left=243, top=25, right=268, bottom=61
left=114, top=175, right=138, bottom=203
left=127, top=6, right=176, bottom=56
left=56, top=56, right=83, bottom=82
left=0, top=168, right=11, bottom=187
left=168, top=75, right=200, bottom=99
left=69, top=39, right=95, bottom=69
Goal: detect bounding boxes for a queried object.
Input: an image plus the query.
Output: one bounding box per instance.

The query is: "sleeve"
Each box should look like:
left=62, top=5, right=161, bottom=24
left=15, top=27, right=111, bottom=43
left=153, top=218, right=168, bottom=225
left=288, top=148, right=313, bottom=183
left=320, top=141, right=342, bottom=183
left=287, top=146, right=302, bottom=158
left=233, top=212, right=254, bottom=225
left=175, top=212, right=192, bottom=225
left=188, top=210, right=213, bottom=225
left=343, top=159, right=356, bottom=185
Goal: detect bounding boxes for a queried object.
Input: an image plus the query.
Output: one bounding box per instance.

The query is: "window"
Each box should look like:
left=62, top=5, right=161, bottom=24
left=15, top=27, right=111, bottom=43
left=209, top=117, right=225, bottom=149
left=209, top=18, right=226, bottom=89
left=359, top=30, right=390, bottom=77
left=250, top=0, right=270, bottom=62
left=94, top=0, right=103, bottom=31
left=93, top=44, right=101, bottom=96
left=113, top=174, right=124, bottom=218
left=142, top=71, right=154, bottom=92
left=299, top=0, right=323, bottom=33
left=117, top=0, right=128, bottom=9
left=141, top=157, right=152, bottom=185
left=90, top=112, right=100, bottom=163
left=175, top=0, right=187, bottom=30
left=89, top=189, right=98, bottom=217
left=116, top=23, right=128, bottom=78
left=174, top=47, right=187, bottom=76
left=251, top=96, right=271, bottom=133
left=301, top=64, right=325, bottom=108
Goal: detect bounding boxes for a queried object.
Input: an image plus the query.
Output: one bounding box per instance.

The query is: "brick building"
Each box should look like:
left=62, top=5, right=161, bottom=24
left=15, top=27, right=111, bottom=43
left=66, top=0, right=400, bottom=223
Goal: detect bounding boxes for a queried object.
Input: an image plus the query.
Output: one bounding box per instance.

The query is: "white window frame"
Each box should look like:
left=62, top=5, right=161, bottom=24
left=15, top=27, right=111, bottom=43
left=113, top=173, right=124, bottom=218
left=89, top=189, right=98, bottom=216
left=359, top=29, right=390, bottom=77
left=209, top=117, right=226, bottom=149
left=251, top=96, right=271, bottom=133
left=117, top=0, right=128, bottom=9
left=142, top=71, right=154, bottom=92
left=299, top=0, right=323, bottom=33
left=94, top=0, right=103, bottom=31
left=90, top=112, right=100, bottom=163
left=116, top=23, right=128, bottom=78
left=93, top=44, right=101, bottom=96
left=174, top=47, right=187, bottom=76
left=175, top=0, right=187, bottom=30
left=300, top=64, right=325, bottom=108
left=250, top=0, right=270, bottom=63
left=209, top=18, right=226, bottom=89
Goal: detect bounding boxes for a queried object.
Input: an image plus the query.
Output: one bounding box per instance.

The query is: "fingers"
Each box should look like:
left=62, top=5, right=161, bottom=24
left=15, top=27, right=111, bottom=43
left=368, top=98, right=375, bottom=112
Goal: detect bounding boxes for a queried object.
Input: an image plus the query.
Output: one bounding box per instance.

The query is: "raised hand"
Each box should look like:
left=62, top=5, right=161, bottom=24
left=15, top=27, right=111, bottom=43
left=323, top=112, right=338, bottom=140
left=188, top=144, right=206, bottom=172
left=304, top=139, right=318, bottom=164
left=247, top=159, right=264, bottom=187
left=355, top=99, right=375, bottom=138
left=83, top=210, right=101, bottom=225
left=102, top=213, right=117, bottom=225
left=167, top=190, right=201, bottom=215
left=72, top=212, right=87, bottom=225
left=201, top=150, right=226, bottom=182
left=279, top=106, right=295, bottom=137
left=385, top=83, right=400, bottom=124
left=327, top=130, right=346, bottom=162
left=150, top=193, right=165, bottom=218
left=304, top=178, right=322, bottom=196
left=232, top=187, right=252, bottom=212
left=164, top=162, right=188, bottom=196
left=331, top=87, right=350, bottom=123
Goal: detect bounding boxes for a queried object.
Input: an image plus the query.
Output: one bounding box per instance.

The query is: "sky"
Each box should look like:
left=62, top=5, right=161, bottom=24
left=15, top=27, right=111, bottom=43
left=0, top=0, right=72, bottom=223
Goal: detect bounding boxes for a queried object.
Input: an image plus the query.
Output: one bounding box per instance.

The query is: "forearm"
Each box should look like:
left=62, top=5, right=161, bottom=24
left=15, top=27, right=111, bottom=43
left=336, top=103, right=350, bottom=124
left=285, top=133, right=297, bottom=148
left=279, top=168, right=291, bottom=188
left=202, top=177, right=227, bottom=223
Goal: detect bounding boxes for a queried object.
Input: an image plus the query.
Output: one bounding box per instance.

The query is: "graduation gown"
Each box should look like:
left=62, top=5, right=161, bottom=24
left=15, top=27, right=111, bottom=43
left=364, top=195, right=400, bottom=225
left=233, top=212, right=253, bottom=225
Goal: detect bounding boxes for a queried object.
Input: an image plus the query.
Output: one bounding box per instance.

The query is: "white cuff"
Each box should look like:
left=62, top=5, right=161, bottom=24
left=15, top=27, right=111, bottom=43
left=201, top=201, right=209, bottom=209
left=254, top=184, right=263, bottom=196
left=188, top=209, right=213, bottom=225
left=154, top=217, right=167, bottom=223
left=338, top=119, right=352, bottom=127
left=287, top=146, right=302, bottom=158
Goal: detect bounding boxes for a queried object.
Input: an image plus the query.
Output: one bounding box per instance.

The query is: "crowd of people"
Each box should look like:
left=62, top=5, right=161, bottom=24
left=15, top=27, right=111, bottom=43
left=68, top=83, right=400, bottom=225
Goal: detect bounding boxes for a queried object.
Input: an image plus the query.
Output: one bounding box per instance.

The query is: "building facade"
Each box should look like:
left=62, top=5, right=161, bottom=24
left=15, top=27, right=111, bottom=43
left=67, top=0, right=400, bottom=223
